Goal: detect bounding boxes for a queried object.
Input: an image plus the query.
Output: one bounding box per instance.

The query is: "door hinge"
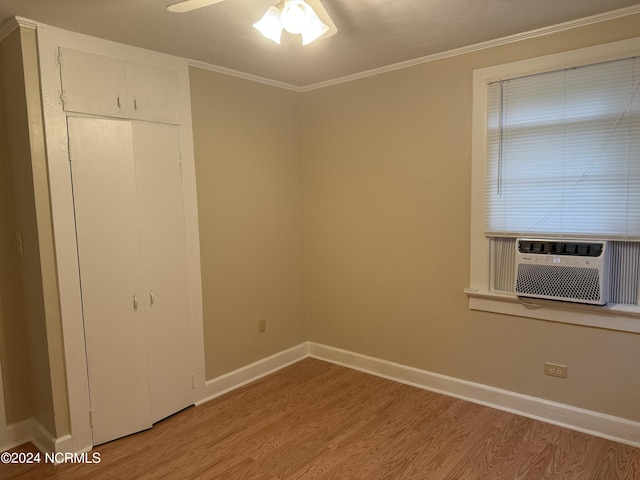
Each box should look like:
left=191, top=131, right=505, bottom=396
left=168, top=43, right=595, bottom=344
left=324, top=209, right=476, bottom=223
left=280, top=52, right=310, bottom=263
left=56, top=50, right=63, bottom=68
left=59, top=90, right=66, bottom=109
left=191, top=372, right=195, bottom=389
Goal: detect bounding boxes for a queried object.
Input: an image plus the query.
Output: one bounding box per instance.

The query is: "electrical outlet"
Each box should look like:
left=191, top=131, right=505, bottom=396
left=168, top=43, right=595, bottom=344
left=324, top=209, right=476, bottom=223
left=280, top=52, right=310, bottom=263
left=258, top=318, right=266, bottom=333
left=544, top=362, right=567, bottom=379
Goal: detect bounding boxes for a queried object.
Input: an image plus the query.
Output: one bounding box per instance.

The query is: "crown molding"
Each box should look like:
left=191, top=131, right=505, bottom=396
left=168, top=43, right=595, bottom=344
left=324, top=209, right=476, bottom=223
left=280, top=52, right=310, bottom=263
left=0, top=16, right=38, bottom=42
left=187, top=59, right=303, bottom=92
left=5, top=5, right=640, bottom=91
left=15, top=16, right=37, bottom=30
left=0, top=17, right=19, bottom=42
left=301, top=4, right=640, bottom=91
left=186, top=4, right=640, bottom=92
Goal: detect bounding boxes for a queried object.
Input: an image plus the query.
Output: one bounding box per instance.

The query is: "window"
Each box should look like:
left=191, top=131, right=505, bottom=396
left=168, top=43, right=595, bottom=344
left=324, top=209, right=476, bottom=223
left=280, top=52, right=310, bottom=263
left=486, top=57, right=640, bottom=239
left=468, top=37, right=640, bottom=333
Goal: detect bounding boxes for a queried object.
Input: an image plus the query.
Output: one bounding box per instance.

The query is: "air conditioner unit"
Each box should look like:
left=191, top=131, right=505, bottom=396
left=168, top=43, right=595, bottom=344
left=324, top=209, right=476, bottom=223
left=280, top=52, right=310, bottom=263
left=514, top=238, right=609, bottom=305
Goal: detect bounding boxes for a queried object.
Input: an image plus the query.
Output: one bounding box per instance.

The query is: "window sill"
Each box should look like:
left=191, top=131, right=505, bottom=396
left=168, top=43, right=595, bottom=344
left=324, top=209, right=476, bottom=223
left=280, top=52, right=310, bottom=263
left=464, top=289, right=640, bottom=334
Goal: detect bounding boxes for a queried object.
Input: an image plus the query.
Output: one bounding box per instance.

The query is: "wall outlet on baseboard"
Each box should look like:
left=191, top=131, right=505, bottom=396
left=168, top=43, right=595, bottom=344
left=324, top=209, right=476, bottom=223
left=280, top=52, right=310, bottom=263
left=258, top=318, right=266, bottom=333
left=544, top=362, right=567, bottom=379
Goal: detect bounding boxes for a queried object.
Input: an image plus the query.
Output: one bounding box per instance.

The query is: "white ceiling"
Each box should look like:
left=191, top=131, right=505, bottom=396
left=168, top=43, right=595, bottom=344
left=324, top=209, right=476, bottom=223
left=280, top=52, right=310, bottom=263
left=1, top=0, right=639, bottom=87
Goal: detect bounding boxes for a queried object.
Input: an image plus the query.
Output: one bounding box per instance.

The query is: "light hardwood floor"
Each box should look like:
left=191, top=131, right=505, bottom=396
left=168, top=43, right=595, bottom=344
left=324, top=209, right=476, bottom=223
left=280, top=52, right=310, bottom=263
left=2, top=358, right=639, bottom=479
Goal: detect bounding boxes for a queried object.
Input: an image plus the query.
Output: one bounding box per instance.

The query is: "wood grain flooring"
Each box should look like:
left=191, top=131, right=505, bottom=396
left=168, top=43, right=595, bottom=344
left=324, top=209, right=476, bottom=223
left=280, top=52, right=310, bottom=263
left=2, top=358, right=639, bottom=479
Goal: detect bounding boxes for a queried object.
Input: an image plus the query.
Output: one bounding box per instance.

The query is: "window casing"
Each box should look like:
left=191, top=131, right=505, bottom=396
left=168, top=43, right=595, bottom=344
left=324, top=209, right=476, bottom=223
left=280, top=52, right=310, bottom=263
left=468, top=37, right=640, bottom=333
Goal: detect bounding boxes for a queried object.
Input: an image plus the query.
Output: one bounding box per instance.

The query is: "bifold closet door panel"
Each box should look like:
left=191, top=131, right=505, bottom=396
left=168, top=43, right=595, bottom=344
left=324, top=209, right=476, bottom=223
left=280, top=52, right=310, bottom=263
left=68, top=117, right=152, bottom=445
left=132, top=122, right=193, bottom=422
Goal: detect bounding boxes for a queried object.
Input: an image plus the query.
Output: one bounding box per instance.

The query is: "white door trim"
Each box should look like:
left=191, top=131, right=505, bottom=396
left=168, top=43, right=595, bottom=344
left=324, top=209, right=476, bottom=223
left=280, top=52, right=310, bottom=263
left=36, top=22, right=204, bottom=452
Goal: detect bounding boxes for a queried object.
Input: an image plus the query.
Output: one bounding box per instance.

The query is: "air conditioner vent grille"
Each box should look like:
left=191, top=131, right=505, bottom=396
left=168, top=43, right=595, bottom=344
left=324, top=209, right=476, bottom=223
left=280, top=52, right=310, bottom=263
left=517, top=240, right=603, bottom=257
left=515, top=264, right=602, bottom=303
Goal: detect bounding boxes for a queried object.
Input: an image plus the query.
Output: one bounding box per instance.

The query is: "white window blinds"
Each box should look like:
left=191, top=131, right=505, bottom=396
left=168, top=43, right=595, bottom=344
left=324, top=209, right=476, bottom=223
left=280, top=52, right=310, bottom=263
left=485, top=56, right=640, bottom=239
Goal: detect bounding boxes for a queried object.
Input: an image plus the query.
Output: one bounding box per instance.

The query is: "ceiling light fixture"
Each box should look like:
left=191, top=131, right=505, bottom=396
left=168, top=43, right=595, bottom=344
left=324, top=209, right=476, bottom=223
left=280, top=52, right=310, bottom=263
left=253, top=0, right=330, bottom=46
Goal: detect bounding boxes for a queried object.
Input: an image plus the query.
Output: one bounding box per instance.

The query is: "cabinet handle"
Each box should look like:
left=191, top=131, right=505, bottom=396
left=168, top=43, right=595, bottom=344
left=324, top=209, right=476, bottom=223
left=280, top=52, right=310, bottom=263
left=133, top=294, right=139, bottom=311
left=133, top=98, right=138, bottom=110
left=150, top=291, right=155, bottom=307
left=117, top=96, right=121, bottom=108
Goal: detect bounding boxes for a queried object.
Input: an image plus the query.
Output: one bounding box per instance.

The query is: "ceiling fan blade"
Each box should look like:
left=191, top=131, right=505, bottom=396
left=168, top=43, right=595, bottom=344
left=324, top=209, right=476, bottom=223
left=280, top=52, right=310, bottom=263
left=166, top=0, right=227, bottom=13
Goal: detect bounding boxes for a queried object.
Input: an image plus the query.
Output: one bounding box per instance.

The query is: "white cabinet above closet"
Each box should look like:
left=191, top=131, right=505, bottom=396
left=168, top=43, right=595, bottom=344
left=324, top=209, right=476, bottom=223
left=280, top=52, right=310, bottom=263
left=58, top=47, right=180, bottom=124
left=125, top=61, right=180, bottom=124
left=58, top=48, right=127, bottom=119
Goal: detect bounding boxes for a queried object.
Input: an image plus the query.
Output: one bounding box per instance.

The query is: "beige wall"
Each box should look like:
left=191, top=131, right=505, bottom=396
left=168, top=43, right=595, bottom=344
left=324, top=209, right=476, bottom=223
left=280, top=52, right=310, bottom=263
left=0, top=29, right=32, bottom=425
left=19, top=27, right=69, bottom=438
left=0, top=26, right=68, bottom=435
left=189, top=68, right=307, bottom=379
left=301, top=14, right=640, bottom=422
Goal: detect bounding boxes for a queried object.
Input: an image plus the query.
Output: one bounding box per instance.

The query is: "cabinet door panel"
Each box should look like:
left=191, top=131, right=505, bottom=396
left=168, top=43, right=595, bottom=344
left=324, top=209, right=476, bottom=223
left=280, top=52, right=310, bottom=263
left=68, top=117, right=152, bottom=445
left=59, top=48, right=128, bottom=118
left=133, top=122, right=193, bottom=422
left=126, top=62, right=180, bottom=125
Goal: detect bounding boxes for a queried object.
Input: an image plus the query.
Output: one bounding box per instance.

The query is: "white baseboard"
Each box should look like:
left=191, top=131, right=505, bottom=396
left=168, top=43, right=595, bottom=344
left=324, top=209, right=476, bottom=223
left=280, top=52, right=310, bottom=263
left=308, top=342, right=640, bottom=448
left=196, top=341, right=640, bottom=447
left=1, top=419, right=32, bottom=452
left=29, top=419, right=57, bottom=454
left=197, top=343, right=309, bottom=405
left=1, top=418, right=72, bottom=453
left=8, top=341, right=635, bottom=453
left=3, top=343, right=310, bottom=453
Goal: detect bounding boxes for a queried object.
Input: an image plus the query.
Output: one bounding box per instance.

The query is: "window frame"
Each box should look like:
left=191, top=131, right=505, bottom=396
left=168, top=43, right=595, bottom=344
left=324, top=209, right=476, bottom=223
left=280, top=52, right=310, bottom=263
left=468, top=36, right=640, bottom=334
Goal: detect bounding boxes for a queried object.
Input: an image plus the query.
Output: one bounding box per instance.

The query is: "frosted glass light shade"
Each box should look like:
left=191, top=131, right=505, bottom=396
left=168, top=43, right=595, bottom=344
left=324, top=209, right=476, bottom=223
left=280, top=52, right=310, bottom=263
left=281, top=0, right=307, bottom=34
left=301, top=5, right=329, bottom=45
left=254, top=0, right=331, bottom=46
left=252, top=6, right=283, bottom=44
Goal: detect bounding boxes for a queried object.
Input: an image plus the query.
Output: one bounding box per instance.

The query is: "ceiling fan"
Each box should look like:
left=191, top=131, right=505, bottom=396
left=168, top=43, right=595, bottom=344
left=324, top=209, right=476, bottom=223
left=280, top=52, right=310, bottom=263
left=166, top=0, right=338, bottom=45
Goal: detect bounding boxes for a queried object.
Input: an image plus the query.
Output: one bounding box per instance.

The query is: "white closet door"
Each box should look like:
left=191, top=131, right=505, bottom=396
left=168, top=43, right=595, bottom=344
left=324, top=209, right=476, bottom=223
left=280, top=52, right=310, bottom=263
left=68, top=117, right=152, bottom=445
left=132, top=122, right=193, bottom=422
